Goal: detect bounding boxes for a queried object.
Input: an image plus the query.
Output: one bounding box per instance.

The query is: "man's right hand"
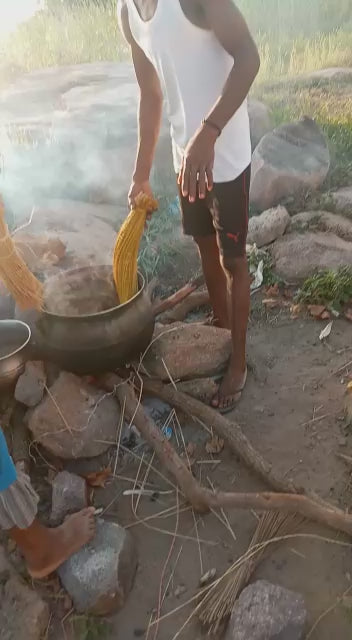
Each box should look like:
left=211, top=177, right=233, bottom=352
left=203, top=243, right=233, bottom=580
left=128, top=179, right=155, bottom=209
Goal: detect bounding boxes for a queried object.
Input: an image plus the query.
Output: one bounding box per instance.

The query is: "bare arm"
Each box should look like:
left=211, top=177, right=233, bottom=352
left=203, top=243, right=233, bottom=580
left=118, top=2, right=163, bottom=204
left=181, top=0, right=260, bottom=202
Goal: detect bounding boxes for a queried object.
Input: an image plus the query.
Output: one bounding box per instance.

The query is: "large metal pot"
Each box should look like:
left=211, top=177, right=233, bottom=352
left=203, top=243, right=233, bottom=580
left=35, top=265, right=155, bottom=375
left=0, top=320, right=31, bottom=389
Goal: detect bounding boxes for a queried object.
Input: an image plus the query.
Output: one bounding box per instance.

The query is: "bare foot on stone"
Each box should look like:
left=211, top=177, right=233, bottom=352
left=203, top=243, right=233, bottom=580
left=211, top=362, right=247, bottom=414
left=27, top=507, right=96, bottom=579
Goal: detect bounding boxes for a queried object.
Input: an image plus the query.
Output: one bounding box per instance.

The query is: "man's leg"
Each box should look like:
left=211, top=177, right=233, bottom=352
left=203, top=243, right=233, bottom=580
left=1, top=428, right=95, bottom=579
left=194, top=235, right=229, bottom=329
left=211, top=254, right=250, bottom=410
left=209, top=165, right=251, bottom=411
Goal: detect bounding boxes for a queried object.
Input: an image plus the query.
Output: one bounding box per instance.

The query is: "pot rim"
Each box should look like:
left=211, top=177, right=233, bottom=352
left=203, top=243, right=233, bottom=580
left=0, top=320, right=31, bottom=362
left=41, top=267, right=147, bottom=320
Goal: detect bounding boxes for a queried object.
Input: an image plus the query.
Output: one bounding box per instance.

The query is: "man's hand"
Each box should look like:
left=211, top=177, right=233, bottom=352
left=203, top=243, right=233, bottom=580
left=128, top=179, right=155, bottom=209
left=179, top=124, right=218, bottom=203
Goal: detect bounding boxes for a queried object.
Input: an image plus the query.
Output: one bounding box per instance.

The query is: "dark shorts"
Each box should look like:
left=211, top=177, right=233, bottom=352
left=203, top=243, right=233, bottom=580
left=178, top=164, right=251, bottom=259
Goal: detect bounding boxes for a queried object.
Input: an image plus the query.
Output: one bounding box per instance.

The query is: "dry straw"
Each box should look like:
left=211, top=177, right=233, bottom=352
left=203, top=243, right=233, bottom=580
left=0, top=198, right=43, bottom=310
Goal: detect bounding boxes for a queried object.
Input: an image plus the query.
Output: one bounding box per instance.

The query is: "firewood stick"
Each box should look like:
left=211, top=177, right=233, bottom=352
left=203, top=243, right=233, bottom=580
left=99, top=374, right=352, bottom=537
left=141, top=377, right=296, bottom=495
left=100, top=374, right=209, bottom=512
left=152, top=274, right=204, bottom=317
left=160, top=290, right=210, bottom=324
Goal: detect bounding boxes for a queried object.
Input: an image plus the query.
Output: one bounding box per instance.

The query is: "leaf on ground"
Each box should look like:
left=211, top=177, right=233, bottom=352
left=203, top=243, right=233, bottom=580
left=347, top=381, right=352, bottom=391
left=206, top=435, right=224, bottom=455
left=307, top=304, right=326, bottom=319
left=84, top=467, right=112, bottom=488
left=345, top=308, right=352, bottom=322
left=319, top=321, right=333, bottom=341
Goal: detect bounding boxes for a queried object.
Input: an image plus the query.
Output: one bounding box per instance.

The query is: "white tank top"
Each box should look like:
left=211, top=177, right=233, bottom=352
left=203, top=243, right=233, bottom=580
left=125, top=0, right=251, bottom=183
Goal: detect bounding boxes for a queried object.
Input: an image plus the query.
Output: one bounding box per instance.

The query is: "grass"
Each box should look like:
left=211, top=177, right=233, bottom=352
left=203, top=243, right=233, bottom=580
left=0, top=0, right=351, bottom=83
left=297, top=267, right=352, bottom=311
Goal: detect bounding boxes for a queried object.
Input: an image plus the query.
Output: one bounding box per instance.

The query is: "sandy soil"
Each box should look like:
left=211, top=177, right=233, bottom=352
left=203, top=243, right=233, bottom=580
left=3, top=303, right=352, bottom=640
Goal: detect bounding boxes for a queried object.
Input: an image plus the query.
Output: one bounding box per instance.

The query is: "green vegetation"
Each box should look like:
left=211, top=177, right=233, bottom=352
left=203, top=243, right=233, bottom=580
left=0, top=0, right=351, bottom=82
left=70, top=615, right=112, bottom=640
left=297, top=267, right=352, bottom=311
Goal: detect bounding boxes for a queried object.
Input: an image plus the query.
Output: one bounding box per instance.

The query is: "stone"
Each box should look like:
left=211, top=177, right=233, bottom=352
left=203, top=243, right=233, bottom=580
left=27, top=372, right=120, bottom=459
left=0, top=546, right=49, bottom=640
left=14, top=361, right=46, bottom=408
left=250, top=117, right=330, bottom=211
left=58, top=519, right=137, bottom=615
left=224, top=580, right=307, bottom=640
left=50, top=471, right=88, bottom=525
left=248, top=99, right=273, bottom=150
left=142, top=322, right=231, bottom=381
left=248, top=206, right=290, bottom=247
left=331, top=186, right=352, bottom=218
left=290, top=210, right=352, bottom=241
left=270, top=231, right=352, bottom=282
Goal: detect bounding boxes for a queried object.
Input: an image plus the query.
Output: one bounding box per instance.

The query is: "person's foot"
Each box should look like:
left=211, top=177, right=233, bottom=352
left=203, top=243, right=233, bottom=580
left=27, top=507, right=96, bottom=579
left=211, top=362, right=247, bottom=414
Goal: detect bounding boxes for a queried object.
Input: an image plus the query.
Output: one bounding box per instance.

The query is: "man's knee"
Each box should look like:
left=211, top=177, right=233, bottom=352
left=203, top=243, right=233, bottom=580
left=220, top=254, right=248, bottom=277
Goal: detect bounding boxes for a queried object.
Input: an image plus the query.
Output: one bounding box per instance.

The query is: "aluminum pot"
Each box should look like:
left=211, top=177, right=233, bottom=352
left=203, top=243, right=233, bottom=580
left=35, top=265, right=155, bottom=375
left=0, top=320, right=31, bottom=389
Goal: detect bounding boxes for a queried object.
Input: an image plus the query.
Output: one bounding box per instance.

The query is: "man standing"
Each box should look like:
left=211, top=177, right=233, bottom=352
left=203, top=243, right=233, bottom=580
left=118, top=0, right=260, bottom=412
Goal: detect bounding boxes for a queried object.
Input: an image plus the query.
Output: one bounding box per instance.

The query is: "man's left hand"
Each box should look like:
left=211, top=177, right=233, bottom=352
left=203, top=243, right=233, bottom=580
left=179, top=125, right=217, bottom=203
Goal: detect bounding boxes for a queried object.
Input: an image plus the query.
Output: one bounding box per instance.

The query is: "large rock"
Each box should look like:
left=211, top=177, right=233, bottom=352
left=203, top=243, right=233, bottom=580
left=248, top=99, right=272, bottom=150
left=290, top=210, right=352, bottom=241
left=250, top=117, right=330, bottom=211
left=0, top=62, right=174, bottom=218
left=248, top=206, right=290, bottom=247
left=271, top=231, right=352, bottom=282
left=27, top=372, right=120, bottom=459
left=331, top=186, right=352, bottom=218
left=58, top=519, right=137, bottom=615
left=50, top=471, right=88, bottom=525
left=225, top=580, right=307, bottom=640
left=0, top=547, right=49, bottom=640
left=142, top=323, right=231, bottom=381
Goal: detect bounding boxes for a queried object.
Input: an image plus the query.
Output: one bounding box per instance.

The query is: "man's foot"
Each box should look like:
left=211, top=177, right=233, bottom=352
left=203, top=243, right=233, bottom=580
left=211, top=364, right=247, bottom=414
left=27, top=507, right=96, bottom=579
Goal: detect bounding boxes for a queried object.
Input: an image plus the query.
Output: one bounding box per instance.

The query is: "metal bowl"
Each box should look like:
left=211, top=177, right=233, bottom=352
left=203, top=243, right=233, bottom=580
left=0, top=320, right=31, bottom=389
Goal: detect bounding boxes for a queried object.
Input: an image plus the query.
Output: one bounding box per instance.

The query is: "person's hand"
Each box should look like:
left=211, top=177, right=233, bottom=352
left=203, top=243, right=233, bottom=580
left=128, top=179, right=155, bottom=210
left=178, top=125, right=217, bottom=203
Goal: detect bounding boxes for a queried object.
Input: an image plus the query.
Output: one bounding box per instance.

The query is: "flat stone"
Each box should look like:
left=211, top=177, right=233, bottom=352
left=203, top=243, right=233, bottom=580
left=270, top=231, right=352, bottom=282
left=331, top=186, right=352, bottom=218
left=50, top=471, right=88, bottom=525
left=290, top=210, right=352, bottom=241
left=58, top=519, right=137, bottom=615
left=27, top=372, right=120, bottom=459
left=15, top=361, right=46, bottom=408
left=248, top=206, right=290, bottom=247
left=142, top=322, right=231, bottom=381
left=250, top=117, right=330, bottom=211
left=224, top=580, right=307, bottom=640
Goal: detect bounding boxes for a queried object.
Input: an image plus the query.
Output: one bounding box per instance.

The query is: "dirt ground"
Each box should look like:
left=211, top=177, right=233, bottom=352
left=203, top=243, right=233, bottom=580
left=29, top=300, right=350, bottom=640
